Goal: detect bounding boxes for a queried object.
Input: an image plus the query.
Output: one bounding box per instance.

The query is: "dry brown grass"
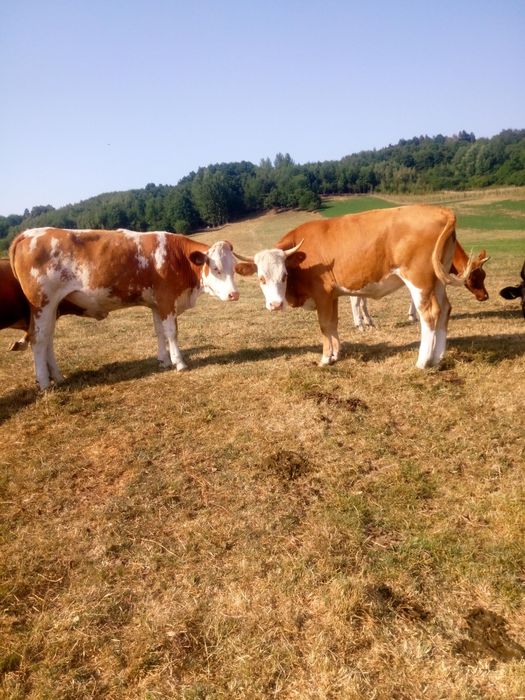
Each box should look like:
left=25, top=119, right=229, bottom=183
left=1, top=198, right=524, bottom=699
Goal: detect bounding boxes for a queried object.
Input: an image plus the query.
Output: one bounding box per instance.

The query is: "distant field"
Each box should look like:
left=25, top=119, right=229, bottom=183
left=1, top=195, right=524, bottom=699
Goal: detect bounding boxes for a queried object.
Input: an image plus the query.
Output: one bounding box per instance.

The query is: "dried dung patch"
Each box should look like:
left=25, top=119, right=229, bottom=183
left=261, top=450, right=310, bottom=481
left=365, top=584, right=431, bottom=622
left=306, top=390, right=368, bottom=411
left=454, top=607, right=525, bottom=663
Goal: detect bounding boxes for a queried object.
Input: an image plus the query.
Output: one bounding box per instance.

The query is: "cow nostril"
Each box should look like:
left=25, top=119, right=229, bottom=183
left=229, top=291, right=239, bottom=301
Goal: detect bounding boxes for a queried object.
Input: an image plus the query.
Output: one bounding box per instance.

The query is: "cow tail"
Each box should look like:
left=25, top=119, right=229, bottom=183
left=431, top=212, right=468, bottom=287
left=8, top=234, right=22, bottom=281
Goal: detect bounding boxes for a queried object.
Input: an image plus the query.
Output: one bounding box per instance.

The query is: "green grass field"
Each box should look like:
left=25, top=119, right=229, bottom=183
left=1, top=192, right=524, bottom=699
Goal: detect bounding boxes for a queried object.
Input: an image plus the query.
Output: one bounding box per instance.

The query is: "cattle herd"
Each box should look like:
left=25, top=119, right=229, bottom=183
left=0, top=204, right=522, bottom=390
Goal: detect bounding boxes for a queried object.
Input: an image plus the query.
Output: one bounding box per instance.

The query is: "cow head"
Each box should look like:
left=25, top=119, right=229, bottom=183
left=235, top=241, right=305, bottom=311
left=464, top=249, right=490, bottom=301
left=189, top=240, right=239, bottom=301
left=499, top=260, right=525, bottom=319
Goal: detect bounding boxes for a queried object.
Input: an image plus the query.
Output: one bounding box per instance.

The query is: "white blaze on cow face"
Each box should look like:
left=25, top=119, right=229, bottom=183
left=200, top=241, right=239, bottom=302
left=253, top=249, right=289, bottom=311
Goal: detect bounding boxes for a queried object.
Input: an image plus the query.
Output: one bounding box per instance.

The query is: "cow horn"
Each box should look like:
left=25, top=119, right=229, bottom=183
left=233, top=251, right=255, bottom=263
left=284, top=239, right=304, bottom=257
left=479, top=256, right=490, bottom=265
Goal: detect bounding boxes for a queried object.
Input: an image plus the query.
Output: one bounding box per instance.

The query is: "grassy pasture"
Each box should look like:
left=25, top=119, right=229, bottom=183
left=1, top=195, right=524, bottom=699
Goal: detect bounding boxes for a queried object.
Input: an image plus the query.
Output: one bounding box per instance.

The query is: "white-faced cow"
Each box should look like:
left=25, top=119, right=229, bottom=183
left=499, top=260, right=525, bottom=318
left=235, top=205, right=469, bottom=369
left=350, top=241, right=490, bottom=328
left=9, top=228, right=239, bottom=389
left=1, top=257, right=87, bottom=351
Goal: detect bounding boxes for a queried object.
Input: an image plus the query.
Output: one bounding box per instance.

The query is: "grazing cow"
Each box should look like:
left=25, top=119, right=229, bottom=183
left=235, top=205, right=469, bottom=369
left=0, top=257, right=86, bottom=351
left=499, top=260, right=525, bottom=318
left=9, top=228, right=239, bottom=389
left=351, top=242, right=490, bottom=327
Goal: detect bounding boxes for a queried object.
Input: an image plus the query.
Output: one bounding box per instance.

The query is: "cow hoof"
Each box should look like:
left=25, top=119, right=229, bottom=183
left=319, top=356, right=335, bottom=367
left=176, top=362, right=188, bottom=372
left=158, top=360, right=172, bottom=369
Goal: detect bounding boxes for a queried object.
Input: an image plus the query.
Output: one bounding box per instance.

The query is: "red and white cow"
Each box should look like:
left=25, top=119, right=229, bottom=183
left=235, top=205, right=468, bottom=369
left=9, top=228, right=239, bottom=389
left=350, top=241, right=489, bottom=328
left=1, top=257, right=86, bottom=351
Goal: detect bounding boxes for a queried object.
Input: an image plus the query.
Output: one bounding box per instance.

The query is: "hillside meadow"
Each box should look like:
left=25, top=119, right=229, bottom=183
left=1, top=192, right=524, bottom=699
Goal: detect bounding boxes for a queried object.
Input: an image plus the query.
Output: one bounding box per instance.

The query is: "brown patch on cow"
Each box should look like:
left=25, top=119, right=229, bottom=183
left=453, top=608, right=525, bottom=663
left=261, top=450, right=310, bottom=481
left=306, top=390, right=368, bottom=411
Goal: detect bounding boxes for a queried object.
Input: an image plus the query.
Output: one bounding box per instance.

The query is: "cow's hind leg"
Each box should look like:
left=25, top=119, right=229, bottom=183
left=404, top=282, right=439, bottom=369
left=431, top=282, right=451, bottom=365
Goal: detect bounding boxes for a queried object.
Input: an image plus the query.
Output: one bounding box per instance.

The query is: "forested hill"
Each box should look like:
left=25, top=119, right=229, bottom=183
left=1, top=129, right=524, bottom=249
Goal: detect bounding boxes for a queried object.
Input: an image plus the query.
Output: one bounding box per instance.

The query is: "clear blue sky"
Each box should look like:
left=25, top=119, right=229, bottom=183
left=1, top=0, right=524, bottom=216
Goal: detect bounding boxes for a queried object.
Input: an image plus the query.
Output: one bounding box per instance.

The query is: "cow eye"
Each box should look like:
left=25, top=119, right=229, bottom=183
left=259, top=276, right=266, bottom=285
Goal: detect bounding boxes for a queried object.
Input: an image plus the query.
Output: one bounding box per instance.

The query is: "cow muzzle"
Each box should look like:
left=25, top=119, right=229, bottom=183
left=228, top=291, right=240, bottom=301
left=268, top=300, right=284, bottom=311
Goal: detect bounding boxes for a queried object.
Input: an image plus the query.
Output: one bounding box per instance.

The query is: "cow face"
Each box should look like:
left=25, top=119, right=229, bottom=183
left=465, top=250, right=489, bottom=301
left=190, top=240, right=239, bottom=301
left=235, top=242, right=305, bottom=311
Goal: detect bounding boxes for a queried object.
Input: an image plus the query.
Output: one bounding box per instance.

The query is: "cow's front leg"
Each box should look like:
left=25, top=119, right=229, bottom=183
left=317, top=297, right=340, bottom=366
left=151, top=310, right=171, bottom=368
left=162, top=312, right=187, bottom=371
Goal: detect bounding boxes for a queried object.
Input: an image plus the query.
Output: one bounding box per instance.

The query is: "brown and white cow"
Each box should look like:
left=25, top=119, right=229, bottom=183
left=9, top=228, right=239, bottom=389
left=1, top=257, right=87, bottom=351
left=499, top=260, right=525, bottom=318
left=350, top=241, right=489, bottom=328
left=235, top=205, right=468, bottom=369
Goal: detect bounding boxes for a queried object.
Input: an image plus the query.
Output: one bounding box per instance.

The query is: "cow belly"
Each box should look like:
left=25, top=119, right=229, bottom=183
left=337, top=273, right=404, bottom=300
left=66, top=289, right=124, bottom=319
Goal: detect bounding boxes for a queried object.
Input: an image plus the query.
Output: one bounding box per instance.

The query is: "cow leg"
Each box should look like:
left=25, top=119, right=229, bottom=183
left=31, top=305, right=60, bottom=390
left=162, top=312, right=187, bottom=371
left=408, top=300, right=418, bottom=322
left=151, top=310, right=171, bottom=368
left=431, top=283, right=451, bottom=365
left=350, top=296, right=374, bottom=330
left=403, top=282, right=438, bottom=369
left=317, top=297, right=340, bottom=365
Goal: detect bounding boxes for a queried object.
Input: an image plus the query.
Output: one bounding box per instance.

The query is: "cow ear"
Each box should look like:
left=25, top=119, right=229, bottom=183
left=499, top=286, right=521, bottom=300
left=285, top=251, right=306, bottom=269
left=235, top=262, right=257, bottom=276
left=189, top=251, right=208, bottom=266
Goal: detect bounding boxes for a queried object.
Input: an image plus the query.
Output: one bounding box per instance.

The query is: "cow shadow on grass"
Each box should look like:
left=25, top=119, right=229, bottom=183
left=2, top=333, right=524, bottom=422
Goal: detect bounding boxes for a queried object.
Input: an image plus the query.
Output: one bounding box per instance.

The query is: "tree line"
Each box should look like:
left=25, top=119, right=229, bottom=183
left=1, top=129, right=524, bottom=250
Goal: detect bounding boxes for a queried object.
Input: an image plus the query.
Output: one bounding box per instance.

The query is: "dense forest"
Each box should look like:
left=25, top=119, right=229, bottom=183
left=1, top=129, right=524, bottom=250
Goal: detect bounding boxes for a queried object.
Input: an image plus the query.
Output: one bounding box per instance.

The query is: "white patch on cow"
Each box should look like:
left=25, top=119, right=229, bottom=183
left=30, top=267, right=40, bottom=279
left=201, top=241, right=239, bottom=302
left=120, top=228, right=149, bottom=270
left=154, top=233, right=167, bottom=271
left=23, top=227, right=51, bottom=252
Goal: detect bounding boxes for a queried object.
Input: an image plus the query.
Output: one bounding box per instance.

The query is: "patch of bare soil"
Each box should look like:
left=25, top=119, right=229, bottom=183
left=261, top=450, right=310, bottom=481
left=454, top=607, right=525, bottom=663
